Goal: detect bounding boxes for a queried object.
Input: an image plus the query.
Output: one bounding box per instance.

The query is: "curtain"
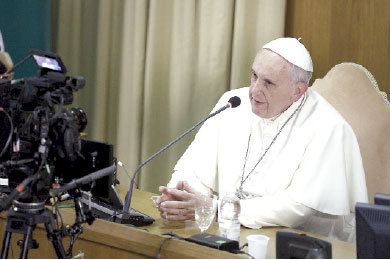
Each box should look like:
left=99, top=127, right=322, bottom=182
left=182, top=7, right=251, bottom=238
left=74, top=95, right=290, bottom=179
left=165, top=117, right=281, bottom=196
left=54, top=0, right=124, bottom=145
left=53, top=0, right=286, bottom=194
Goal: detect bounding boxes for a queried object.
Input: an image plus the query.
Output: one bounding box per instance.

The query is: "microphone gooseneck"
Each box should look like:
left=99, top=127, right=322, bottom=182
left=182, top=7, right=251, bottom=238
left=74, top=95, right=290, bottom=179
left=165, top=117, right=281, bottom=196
left=122, top=96, right=241, bottom=213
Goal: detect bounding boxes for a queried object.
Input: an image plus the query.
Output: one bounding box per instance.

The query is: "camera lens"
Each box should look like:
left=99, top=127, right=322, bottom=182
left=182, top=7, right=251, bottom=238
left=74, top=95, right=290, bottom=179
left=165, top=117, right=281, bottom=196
left=70, top=107, right=87, bottom=132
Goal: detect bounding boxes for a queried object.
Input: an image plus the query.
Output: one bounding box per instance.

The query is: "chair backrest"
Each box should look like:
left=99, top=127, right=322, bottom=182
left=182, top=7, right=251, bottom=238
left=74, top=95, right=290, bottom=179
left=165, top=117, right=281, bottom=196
left=311, top=63, right=390, bottom=203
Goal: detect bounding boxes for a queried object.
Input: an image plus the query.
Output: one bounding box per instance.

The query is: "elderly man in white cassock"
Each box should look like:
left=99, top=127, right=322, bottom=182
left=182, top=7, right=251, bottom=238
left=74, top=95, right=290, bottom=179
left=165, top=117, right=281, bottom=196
left=156, top=38, right=368, bottom=242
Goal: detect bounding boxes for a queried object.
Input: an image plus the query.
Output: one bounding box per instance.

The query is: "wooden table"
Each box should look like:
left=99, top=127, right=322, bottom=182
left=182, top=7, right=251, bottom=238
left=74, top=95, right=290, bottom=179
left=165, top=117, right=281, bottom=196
left=0, top=186, right=356, bottom=258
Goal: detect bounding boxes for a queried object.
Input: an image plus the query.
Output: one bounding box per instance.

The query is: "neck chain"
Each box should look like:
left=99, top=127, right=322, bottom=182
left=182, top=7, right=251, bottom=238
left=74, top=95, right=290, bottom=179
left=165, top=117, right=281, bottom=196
left=236, top=94, right=306, bottom=199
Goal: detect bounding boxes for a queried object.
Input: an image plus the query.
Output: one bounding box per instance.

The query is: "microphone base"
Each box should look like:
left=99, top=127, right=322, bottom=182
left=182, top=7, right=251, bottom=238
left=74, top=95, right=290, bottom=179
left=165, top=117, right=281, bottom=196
left=79, top=194, right=154, bottom=227
left=112, top=211, right=155, bottom=227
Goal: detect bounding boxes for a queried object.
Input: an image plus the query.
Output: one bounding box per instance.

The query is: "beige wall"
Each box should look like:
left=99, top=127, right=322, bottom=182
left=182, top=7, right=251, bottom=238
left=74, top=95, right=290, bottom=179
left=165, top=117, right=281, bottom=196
left=285, top=0, right=390, bottom=96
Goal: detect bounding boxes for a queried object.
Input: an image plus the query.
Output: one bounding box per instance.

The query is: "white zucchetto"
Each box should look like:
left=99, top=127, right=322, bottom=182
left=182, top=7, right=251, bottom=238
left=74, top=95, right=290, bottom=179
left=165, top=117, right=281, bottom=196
left=263, top=38, right=313, bottom=72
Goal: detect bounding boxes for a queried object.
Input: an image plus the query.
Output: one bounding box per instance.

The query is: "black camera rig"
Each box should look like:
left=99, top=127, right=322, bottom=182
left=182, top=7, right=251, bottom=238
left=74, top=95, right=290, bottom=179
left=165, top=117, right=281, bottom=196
left=0, top=50, right=104, bottom=258
left=0, top=50, right=88, bottom=199
left=0, top=50, right=154, bottom=258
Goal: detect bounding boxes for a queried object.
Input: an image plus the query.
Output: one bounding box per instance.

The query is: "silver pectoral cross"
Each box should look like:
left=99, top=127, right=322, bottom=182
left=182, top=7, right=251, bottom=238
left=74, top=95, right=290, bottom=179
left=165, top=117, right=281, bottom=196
left=236, top=185, right=250, bottom=199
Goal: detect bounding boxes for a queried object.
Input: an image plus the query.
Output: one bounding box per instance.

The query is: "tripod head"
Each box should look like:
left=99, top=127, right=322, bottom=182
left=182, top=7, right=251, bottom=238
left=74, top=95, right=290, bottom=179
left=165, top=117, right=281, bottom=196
left=0, top=165, right=116, bottom=259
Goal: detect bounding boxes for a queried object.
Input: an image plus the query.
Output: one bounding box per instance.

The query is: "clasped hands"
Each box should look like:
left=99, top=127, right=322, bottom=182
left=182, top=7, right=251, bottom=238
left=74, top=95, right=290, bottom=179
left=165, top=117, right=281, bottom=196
left=155, top=181, right=199, bottom=221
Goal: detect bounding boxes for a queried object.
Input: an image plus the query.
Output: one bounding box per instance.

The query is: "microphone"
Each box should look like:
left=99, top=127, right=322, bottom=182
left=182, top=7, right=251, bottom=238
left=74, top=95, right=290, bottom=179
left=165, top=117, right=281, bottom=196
left=228, top=96, right=241, bottom=108
left=122, top=96, right=241, bottom=213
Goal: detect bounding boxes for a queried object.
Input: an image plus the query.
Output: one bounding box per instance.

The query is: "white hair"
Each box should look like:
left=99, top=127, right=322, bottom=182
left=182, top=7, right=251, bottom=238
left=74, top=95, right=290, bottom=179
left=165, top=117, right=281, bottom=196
left=290, top=63, right=312, bottom=86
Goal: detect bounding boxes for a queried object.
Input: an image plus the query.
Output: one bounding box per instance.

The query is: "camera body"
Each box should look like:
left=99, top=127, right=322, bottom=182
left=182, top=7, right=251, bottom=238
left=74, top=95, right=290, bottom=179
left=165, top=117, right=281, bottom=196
left=0, top=50, right=88, bottom=202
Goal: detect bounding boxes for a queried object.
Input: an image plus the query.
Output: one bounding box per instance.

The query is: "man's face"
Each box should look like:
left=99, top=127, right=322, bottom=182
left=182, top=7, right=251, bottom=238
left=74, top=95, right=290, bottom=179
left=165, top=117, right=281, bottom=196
left=249, top=49, right=297, bottom=118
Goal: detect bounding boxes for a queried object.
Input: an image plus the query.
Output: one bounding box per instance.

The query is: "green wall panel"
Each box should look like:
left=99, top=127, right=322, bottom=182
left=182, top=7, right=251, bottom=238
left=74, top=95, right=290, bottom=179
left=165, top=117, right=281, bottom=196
left=0, top=0, right=51, bottom=78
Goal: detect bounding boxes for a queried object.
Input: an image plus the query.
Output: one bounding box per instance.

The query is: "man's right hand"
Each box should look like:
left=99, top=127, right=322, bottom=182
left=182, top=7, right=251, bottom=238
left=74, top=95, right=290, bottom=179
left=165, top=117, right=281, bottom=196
left=156, top=181, right=198, bottom=221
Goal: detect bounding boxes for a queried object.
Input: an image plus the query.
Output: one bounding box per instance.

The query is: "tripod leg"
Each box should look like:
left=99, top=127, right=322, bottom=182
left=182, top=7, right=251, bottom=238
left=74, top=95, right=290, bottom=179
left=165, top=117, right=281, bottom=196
left=45, top=217, right=67, bottom=258
left=19, top=225, right=33, bottom=259
left=1, top=231, right=12, bottom=259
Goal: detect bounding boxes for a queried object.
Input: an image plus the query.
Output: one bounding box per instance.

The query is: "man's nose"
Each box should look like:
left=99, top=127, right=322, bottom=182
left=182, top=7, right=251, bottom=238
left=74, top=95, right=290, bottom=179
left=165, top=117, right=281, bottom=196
left=252, top=79, right=264, bottom=93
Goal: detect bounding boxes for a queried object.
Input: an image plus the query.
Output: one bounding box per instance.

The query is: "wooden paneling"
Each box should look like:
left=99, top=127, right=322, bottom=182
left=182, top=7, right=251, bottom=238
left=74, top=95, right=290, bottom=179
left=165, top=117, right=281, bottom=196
left=285, top=0, right=390, bottom=96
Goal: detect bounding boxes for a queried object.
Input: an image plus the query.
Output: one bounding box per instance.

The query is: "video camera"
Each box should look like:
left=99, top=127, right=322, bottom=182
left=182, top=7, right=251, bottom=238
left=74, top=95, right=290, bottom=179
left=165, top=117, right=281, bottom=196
left=0, top=50, right=131, bottom=258
left=0, top=50, right=88, bottom=202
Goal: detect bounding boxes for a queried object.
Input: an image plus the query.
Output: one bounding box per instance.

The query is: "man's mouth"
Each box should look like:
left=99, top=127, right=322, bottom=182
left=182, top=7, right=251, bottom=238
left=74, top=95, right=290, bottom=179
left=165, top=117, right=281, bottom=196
left=251, top=97, right=265, bottom=105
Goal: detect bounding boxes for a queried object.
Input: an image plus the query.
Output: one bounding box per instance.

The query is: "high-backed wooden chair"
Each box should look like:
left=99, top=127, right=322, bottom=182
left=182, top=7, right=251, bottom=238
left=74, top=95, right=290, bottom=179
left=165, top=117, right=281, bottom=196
left=311, top=63, right=390, bottom=203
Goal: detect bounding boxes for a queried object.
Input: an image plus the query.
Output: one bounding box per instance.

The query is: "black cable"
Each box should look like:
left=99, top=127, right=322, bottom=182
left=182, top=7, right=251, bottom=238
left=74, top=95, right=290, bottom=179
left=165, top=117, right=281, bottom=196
left=232, top=250, right=255, bottom=259
left=54, top=197, right=83, bottom=258
left=157, top=232, right=185, bottom=258
left=52, top=202, right=64, bottom=240
left=160, top=232, right=184, bottom=239
left=38, top=157, right=47, bottom=174
left=55, top=203, right=64, bottom=231
left=51, top=204, right=58, bottom=229
left=54, top=204, right=59, bottom=229
left=67, top=228, right=82, bottom=258
left=157, top=237, right=176, bottom=259
left=0, top=108, right=14, bottom=158
left=235, top=243, right=255, bottom=259
left=239, top=242, right=248, bottom=250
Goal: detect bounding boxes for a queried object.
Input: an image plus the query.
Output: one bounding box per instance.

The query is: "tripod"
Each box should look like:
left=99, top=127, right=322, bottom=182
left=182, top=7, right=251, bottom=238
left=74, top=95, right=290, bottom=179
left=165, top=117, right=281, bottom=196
left=1, top=200, right=67, bottom=259
left=0, top=165, right=113, bottom=258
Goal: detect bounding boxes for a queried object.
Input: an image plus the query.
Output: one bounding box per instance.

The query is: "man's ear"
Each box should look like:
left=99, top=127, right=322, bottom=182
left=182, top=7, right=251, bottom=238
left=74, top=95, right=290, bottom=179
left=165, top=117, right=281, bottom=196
left=292, top=81, right=308, bottom=102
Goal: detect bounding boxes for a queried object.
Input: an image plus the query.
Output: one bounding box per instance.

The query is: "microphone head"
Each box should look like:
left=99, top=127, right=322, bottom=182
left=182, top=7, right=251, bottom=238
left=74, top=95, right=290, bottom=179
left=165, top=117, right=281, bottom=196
left=228, top=96, right=241, bottom=108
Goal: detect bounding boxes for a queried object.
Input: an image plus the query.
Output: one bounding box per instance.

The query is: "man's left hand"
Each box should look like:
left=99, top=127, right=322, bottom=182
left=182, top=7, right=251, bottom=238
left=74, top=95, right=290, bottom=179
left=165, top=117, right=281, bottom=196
left=156, top=181, right=197, bottom=221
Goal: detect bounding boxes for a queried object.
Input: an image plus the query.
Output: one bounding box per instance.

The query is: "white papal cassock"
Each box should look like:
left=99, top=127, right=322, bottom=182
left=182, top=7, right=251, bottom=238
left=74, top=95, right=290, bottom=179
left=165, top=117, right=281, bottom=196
left=167, top=87, right=368, bottom=242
